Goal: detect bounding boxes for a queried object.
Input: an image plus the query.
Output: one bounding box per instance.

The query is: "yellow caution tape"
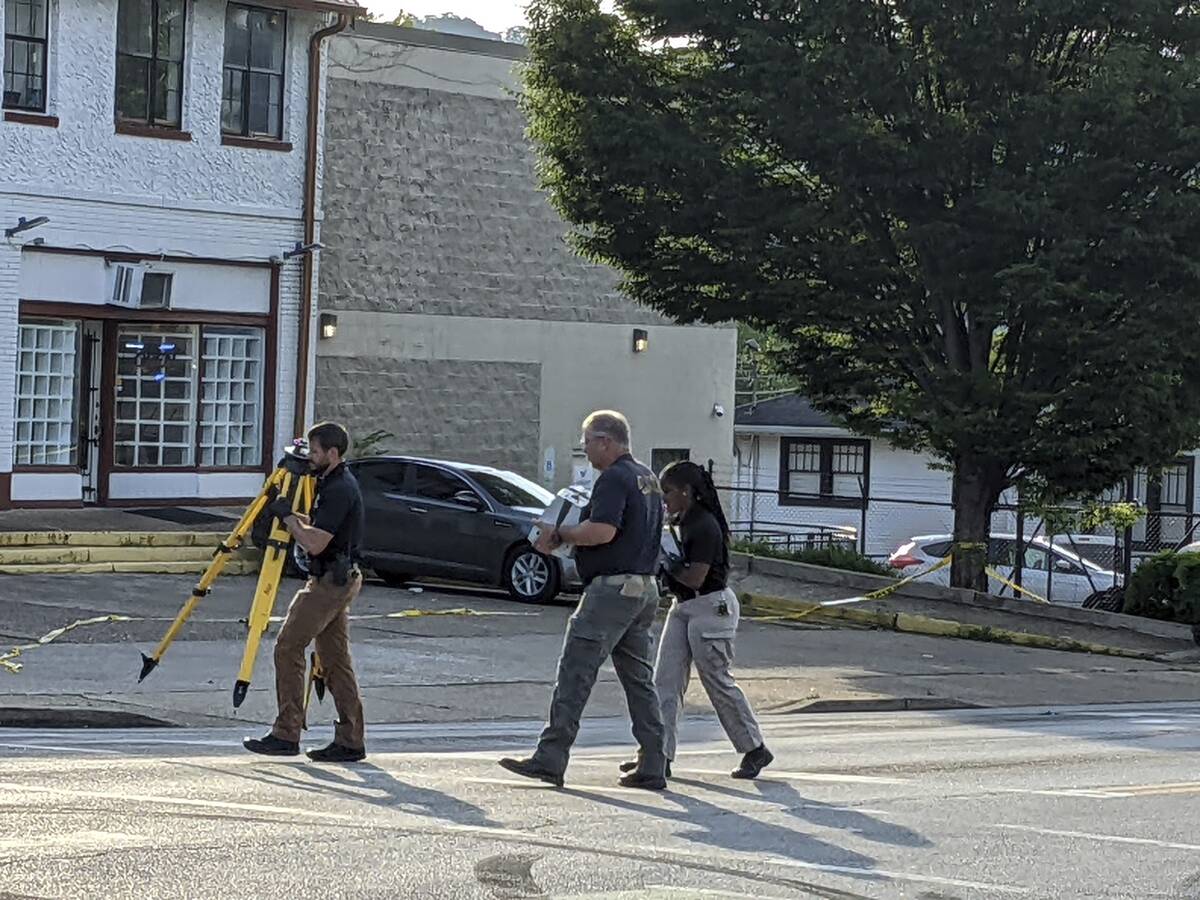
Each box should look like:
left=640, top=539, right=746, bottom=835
left=748, top=555, right=953, bottom=623
left=1, top=607, right=522, bottom=675
left=984, top=567, right=1049, bottom=604
left=1, top=614, right=134, bottom=674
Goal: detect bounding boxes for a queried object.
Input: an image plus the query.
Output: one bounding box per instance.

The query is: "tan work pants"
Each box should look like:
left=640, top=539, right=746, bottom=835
left=270, top=572, right=365, bottom=748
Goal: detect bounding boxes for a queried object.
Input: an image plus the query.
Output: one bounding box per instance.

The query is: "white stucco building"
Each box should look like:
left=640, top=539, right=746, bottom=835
left=0, top=0, right=360, bottom=509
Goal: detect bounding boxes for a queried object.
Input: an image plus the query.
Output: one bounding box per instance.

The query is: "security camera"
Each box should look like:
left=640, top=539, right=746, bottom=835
left=712, top=403, right=726, bottom=418
left=745, top=339, right=761, bottom=352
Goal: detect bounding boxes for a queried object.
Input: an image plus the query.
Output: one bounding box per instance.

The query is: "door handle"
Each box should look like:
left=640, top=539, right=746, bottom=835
left=493, top=520, right=513, bottom=529
left=409, top=506, right=429, bottom=515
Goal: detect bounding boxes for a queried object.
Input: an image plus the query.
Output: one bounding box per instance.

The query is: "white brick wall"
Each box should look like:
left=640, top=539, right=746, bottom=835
left=0, top=244, right=20, bottom=474
left=0, top=0, right=340, bottom=498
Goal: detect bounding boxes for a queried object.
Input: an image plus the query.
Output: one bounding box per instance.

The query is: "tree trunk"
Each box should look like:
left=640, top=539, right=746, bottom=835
left=950, top=459, right=1004, bottom=592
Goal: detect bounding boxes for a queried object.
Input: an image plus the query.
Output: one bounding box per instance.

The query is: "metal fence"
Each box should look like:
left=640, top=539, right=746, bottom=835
left=712, top=471, right=1200, bottom=606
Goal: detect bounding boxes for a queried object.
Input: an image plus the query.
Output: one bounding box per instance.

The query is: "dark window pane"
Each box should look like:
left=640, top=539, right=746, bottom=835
left=222, top=4, right=285, bottom=137
left=249, top=9, right=285, bottom=71
left=6, top=0, right=47, bottom=38
left=224, top=4, right=250, bottom=64
left=3, top=36, right=45, bottom=110
left=117, top=0, right=153, bottom=55
left=158, top=0, right=185, bottom=61
left=152, top=59, right=182, bottom=125
left=115, top=54, right=150, bottom=121
left=221, top=69, right=244, bottom=132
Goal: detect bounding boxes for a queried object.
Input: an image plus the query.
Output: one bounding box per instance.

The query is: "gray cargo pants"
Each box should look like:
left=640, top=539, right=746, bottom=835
left=531, top=574, right=667, bottom=778
left=656, top=587, right=763, bottom=761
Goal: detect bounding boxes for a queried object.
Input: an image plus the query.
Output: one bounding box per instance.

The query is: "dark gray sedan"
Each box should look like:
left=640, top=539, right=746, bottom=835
left=346, top=455, right=581, bottom=603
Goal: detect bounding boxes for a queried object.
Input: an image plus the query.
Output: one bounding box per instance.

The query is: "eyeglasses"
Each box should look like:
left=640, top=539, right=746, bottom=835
left=581, top=432, right=610, bottom=446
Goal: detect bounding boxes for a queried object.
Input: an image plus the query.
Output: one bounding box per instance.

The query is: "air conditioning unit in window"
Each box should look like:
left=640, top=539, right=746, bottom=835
left=106, top=263, right=173, bottom=310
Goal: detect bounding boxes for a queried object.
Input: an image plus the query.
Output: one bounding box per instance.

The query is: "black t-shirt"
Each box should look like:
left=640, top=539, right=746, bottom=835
left=664, top=505, right=729, bottom=600
left=311, top=463, right=364, bottom=563
left=575, top=454, right=664, bottom=584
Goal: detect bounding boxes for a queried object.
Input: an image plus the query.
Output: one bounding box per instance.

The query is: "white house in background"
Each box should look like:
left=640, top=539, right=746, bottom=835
left=731, top=393, right=1200, bottom=560
left=0, top=0, right=361, bottom=510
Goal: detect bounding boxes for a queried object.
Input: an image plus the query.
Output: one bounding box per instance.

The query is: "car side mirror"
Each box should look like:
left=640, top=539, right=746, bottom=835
left=453, top=490, right=484, bottom=510
left=1053, top=559, right=1075, bottom=574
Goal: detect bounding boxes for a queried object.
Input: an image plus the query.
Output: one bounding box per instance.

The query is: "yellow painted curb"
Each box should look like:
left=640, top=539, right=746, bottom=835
left=0, top=559, right=259, bottom=576
left=0, top=531, right=219, bottom=548
left=0, top=545, right=258, bottom=565
left=741, top=592, right=1156, bottom=661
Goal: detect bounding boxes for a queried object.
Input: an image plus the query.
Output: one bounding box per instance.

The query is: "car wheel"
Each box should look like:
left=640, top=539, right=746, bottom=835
left=504, top=546, right=561, bottom=604
left=375, top=569, right=411, bottom=589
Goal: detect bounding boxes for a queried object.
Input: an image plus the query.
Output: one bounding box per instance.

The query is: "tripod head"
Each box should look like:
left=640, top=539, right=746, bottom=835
left=280, top=439, right=313, bottom=476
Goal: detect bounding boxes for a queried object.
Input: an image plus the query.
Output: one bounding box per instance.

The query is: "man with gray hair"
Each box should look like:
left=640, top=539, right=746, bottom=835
left=500, top=410, right=669, bottom=790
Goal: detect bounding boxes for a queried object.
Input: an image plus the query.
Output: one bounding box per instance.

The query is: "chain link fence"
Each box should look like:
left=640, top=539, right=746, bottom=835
left=711, top=461, right=1200, bottom=607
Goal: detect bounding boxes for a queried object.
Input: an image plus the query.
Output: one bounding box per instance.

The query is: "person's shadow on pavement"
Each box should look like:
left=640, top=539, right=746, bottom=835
left=181, top=760, right=500, bottom=829
left=560, top=782, right=881, bottom=876
left=672, top=776, right=931, bottom=849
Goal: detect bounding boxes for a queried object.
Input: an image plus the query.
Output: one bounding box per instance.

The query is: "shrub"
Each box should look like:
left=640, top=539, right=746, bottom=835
left=1122, top=550, right=1200, bottom=625
left=732, top=539, right=895, bottom=578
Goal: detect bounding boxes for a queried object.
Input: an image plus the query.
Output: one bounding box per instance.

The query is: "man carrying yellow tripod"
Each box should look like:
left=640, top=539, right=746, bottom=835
left=243, top=422, right=367, bottom=762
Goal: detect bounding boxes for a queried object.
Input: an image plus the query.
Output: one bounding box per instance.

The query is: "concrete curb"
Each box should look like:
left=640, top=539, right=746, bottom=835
left=734, top=552, right=1195, bottom=643
left=742, top=592, right=1163, bottom=660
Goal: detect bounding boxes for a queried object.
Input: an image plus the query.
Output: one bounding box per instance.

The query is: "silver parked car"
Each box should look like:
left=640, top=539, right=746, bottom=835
left=888, top=533, right=1116, bottom=606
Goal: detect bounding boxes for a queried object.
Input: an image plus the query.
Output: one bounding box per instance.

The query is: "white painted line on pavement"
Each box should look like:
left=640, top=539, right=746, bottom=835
left=0, top=830, right=153, bottom=855
left=0, top=741, right=121, bottom=755
left=992, top=823, right=1200, bottom=852
left=677, top=768, right=910, bottom=785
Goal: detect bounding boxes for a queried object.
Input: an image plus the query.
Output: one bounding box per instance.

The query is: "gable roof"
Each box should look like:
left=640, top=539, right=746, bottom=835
left=734, top=393, right=837, bottom=429
left=276, top=0, right=366, bottom=14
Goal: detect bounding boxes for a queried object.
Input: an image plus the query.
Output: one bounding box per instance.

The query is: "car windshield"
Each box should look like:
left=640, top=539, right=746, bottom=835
left=467, top=469, right=555, bottom=509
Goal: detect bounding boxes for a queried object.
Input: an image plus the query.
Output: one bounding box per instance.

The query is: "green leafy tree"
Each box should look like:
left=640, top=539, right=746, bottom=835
left=366, top=9, right=416, bottom=26
left=521, top=0, right=1200, bottom=589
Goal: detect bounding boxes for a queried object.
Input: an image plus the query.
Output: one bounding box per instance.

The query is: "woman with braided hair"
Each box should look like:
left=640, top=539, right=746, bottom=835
left=621, top=460, right=773, bottom=780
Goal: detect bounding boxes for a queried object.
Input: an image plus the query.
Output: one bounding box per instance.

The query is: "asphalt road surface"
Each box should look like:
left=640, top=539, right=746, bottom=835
left=3, top=702, right=1199, bottom=899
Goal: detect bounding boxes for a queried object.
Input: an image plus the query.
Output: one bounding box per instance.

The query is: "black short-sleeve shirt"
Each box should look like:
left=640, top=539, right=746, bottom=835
left=664, top=505, right=729, bottom=600
left=575, top=454, right=664, bottom=584
left=310, top=463, right=364, bottom=564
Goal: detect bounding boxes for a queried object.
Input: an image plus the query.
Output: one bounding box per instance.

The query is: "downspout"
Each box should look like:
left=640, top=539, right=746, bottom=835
left=294, top=12, right=351, bottom=440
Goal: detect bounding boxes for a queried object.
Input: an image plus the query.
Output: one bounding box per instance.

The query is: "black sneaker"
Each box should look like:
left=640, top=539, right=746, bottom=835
left=619, top=759, right=671, bottom=777
left=306, top=742, right=366, bottom=763
left=498, top=757, right=564, bottom=787
left=242, top=733, right=299, bottom=756
left=732, top=745, right=774, bottom=780
left=618, top=771, right=667, bottom=791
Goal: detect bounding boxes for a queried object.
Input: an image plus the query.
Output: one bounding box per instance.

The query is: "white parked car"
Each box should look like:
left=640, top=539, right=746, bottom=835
left=888, top=533, right=1117, bottom=607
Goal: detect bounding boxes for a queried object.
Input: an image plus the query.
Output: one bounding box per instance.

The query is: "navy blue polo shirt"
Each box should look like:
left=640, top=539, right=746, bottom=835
left=575, top=454, right=664, bottom=584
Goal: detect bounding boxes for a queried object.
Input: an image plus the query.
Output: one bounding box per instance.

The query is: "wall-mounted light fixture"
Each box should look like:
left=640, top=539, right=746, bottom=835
left=284, top=240, right=323, bottom=260
left=632, top=328, right=649, bottom=353
left=319, top=312, right=338, bottom=340
left=4, top=215, right=49, bottom=238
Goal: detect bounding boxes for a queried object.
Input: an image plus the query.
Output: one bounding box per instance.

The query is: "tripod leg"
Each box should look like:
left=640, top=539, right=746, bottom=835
left=233, top=470, right=296, bottom=708
left=139, top=469, right=283, bottom=682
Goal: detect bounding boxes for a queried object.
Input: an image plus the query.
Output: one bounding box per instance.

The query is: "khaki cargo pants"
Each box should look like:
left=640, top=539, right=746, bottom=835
left=271, top=571, right=365, bottom=749
left=655, top=587, right=762, bottom=761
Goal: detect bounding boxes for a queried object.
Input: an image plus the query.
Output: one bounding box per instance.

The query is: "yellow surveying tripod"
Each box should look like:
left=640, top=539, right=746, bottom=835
left=138, top=440, right=324, bottom=710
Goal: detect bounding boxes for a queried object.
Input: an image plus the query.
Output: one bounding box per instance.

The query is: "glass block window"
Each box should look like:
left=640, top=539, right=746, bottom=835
left=114, top=325, right=196, bottom=467
left=14, top=319, right=78, bottom=466
left=200, top=326, right=263, bottom=467
left=3, top=0, right=48, bottom=112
